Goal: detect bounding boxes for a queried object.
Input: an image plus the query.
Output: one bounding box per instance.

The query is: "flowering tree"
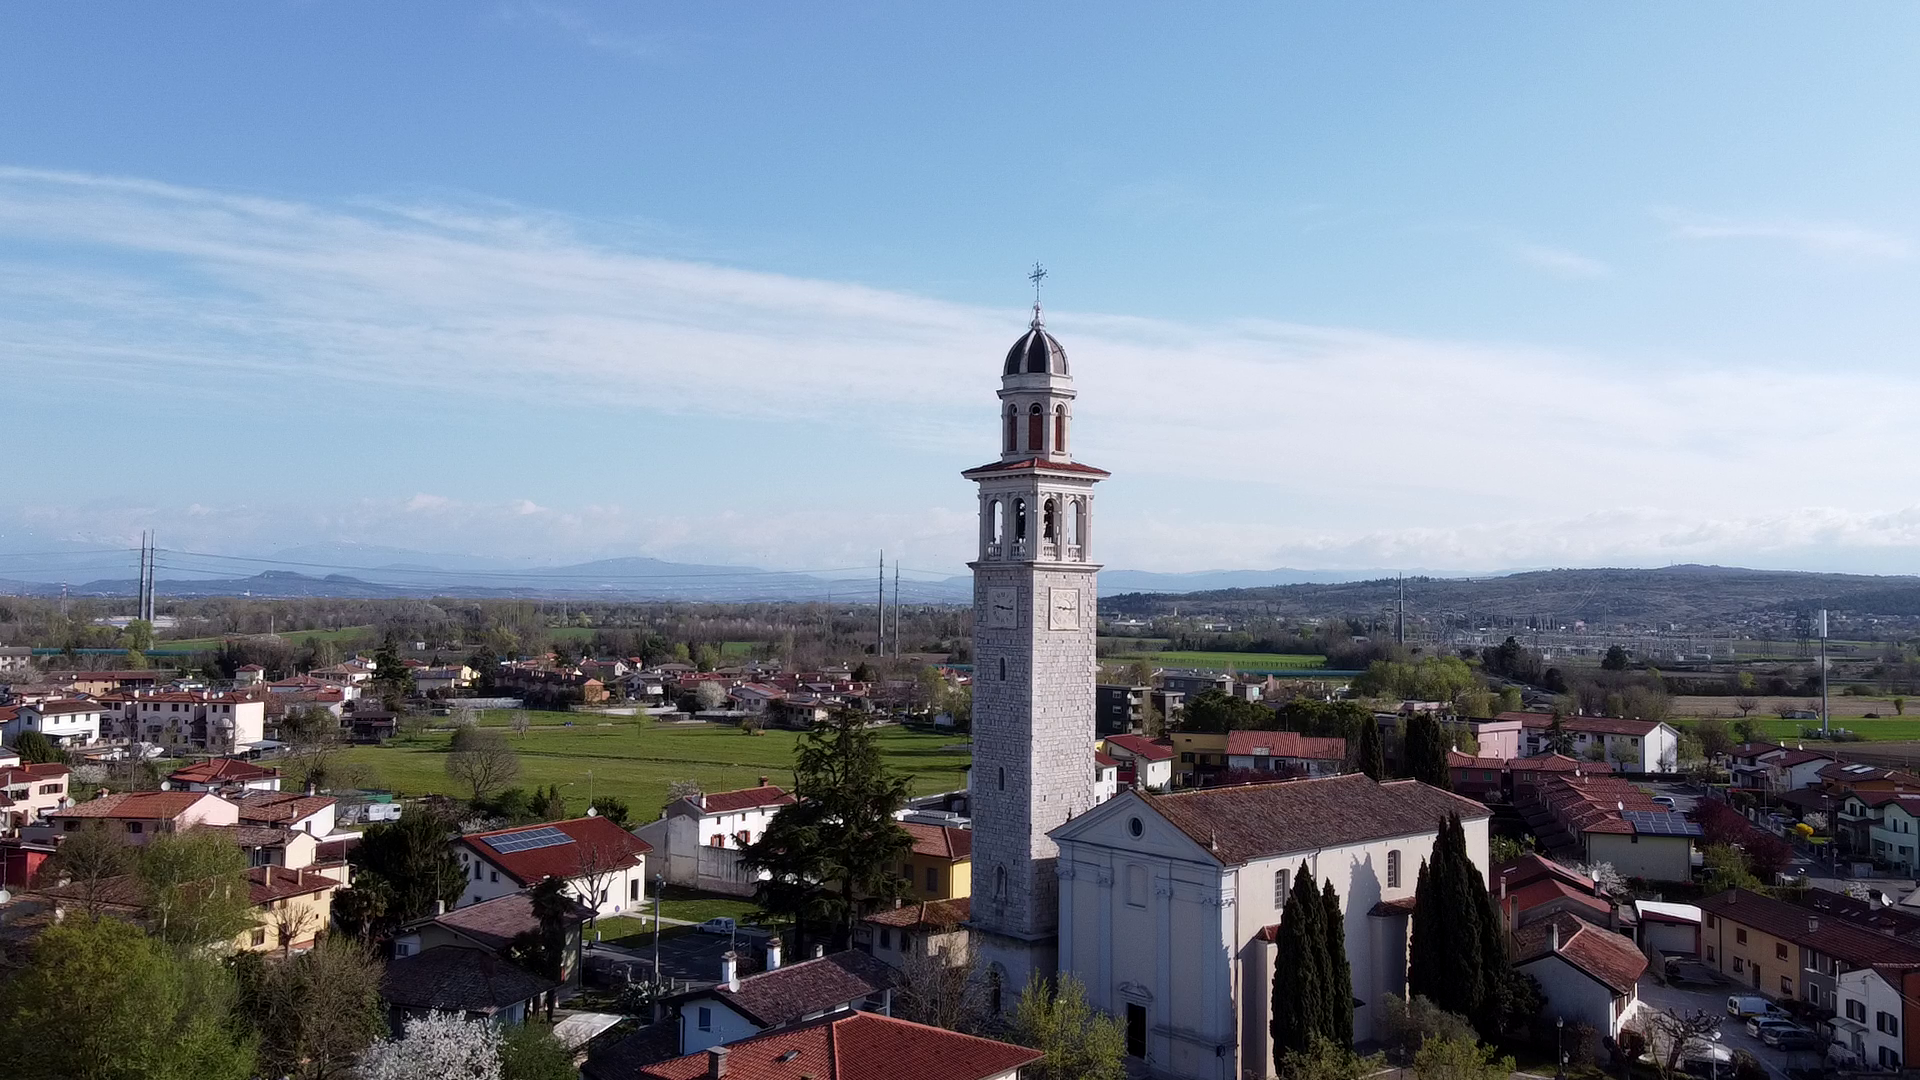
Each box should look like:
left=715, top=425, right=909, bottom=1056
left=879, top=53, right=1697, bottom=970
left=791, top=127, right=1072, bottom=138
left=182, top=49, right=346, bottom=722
left=358, top=1011, right=501, bottom=1080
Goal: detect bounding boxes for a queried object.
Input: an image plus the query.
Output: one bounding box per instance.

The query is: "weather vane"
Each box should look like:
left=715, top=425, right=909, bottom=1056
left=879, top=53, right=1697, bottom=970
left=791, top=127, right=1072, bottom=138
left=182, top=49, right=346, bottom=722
left=1028, top=261, right=1048, bottom=305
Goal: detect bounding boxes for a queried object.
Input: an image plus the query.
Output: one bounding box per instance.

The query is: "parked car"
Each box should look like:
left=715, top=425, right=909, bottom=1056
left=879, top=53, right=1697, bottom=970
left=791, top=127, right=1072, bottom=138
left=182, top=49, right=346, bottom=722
left=1747, top=1017, right=1797, bottom=1040
left=698, top=917, right=739, bottom=935
left=1653, top=795, right=1678, bottom=809
left=1728, top=995, right=1787, bottom=1018
left=1766, top=1029, right=1822, bottom=1051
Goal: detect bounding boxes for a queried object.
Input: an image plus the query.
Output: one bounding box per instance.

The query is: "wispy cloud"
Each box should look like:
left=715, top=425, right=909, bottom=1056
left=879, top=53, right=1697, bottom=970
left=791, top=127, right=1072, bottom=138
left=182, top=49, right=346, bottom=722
left=1508, top=242, right=1610, bottom=280
left=494, top=3, right=664, bottom=60
left=7, top=167, right=1920, bottom=573
left=1666, top=213, right=1911, bottom=261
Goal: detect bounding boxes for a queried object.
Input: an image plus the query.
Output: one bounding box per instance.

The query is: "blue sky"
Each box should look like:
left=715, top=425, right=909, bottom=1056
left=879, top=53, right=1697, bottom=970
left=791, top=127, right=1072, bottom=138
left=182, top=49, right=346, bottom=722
left=6, top=3, right=1920, bottom=577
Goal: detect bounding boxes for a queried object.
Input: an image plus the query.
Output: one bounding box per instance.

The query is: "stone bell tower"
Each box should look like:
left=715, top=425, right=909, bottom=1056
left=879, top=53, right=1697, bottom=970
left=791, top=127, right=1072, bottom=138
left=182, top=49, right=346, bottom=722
left=964, top=283, right=1107, bottom=1003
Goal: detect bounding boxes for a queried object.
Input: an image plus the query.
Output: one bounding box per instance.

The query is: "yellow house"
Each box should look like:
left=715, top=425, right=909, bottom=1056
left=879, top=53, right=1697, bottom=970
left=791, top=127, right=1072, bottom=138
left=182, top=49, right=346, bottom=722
left=900, top=822, right=971, bottom=900
left=238, top=865, right=342, bottom=953
left=1168, top=731, right=1230, bottom=783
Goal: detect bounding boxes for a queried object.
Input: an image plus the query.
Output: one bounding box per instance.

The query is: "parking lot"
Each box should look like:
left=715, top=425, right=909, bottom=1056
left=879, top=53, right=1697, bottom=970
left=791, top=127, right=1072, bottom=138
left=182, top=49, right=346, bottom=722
left=1637, top=974, right=1828, bottom=1079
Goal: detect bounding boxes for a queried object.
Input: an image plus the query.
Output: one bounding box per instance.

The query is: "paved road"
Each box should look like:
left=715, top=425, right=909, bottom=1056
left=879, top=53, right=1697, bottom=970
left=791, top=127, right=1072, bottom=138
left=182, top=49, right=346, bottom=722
left=1637, top=977, right=1825, bottom=1080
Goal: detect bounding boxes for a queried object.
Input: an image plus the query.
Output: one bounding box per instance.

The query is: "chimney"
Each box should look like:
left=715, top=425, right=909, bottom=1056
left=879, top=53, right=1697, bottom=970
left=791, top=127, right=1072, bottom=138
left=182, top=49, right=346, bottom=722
left=1809, top=916, right=1819, bottom=934
left=759, top=775, right=770, bottom=788
left=720, top=951, right=740, bottom=992
left=306, top=781, right=317, bottom=797
left=812, top=943, right=825, bottom=959
left=707, top=1047, right=728, bottom=1079
left=1549, top=920, right=1560, bottom=953
left=435, top=899, right=446, bottom=916
left=766, top=937, right=782, bottom=972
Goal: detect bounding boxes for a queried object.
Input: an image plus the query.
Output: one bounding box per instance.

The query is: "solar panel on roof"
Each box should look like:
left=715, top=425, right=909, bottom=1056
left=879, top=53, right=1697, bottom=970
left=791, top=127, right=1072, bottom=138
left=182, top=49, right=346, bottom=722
left=1621, top=811, right=1704, bottom=837
left=483, top=826, right=574, bottom=854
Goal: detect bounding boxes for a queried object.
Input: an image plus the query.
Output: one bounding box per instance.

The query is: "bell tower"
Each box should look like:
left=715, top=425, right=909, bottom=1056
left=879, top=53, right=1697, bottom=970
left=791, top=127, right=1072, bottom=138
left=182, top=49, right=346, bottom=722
left=964, top=278, right=1107, bottom=1002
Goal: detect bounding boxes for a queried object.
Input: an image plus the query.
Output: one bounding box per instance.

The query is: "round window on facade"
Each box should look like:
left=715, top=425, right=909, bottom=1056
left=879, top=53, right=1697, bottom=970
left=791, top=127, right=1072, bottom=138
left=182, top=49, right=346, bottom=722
left=1128, top=817, right=1144, bottom=838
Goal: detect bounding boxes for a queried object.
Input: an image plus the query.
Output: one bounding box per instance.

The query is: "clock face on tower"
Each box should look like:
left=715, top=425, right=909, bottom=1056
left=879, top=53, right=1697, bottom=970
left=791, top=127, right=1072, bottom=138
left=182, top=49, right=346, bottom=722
left=986, top=586, right=1019, bottom=628
left=1048, top=586, right=1081, bottom=631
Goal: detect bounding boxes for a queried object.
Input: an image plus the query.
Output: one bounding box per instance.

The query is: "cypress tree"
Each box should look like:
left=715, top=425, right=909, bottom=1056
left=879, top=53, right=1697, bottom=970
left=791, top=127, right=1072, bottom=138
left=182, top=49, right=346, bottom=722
left=1402, top=714, right=1453, bottom=790
left=1271, top=865, right=1331, bottom=1070
left=1457, top=815, right=1512, bottom=1038
left=1354, top=716, right=1386, bottom=781
left=1407, top=814, right=1482, bottom=1020
left=1321, top=879, right=1354, bottom=1049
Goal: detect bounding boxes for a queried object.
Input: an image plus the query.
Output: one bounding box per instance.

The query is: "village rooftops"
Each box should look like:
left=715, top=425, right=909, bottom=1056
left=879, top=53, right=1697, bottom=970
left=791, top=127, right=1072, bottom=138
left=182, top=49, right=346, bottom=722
left=231, top=791, right=335, bottom=825
left=901, top=822, right=972, bottom=861
left=1103, top=734, right=1175, bottom=761
left=1700, top=888, right=1920, bottom=969
left=1138, top=773, right=1489, bottom=866
left=1495, top=853, right=1596, bottom=895
left=400, top=890, right=594, bottom=952
left=169, top=758, right=280, bottom=786
left=862, top=897, right=971, bottom=931
left=1821, top=762, right=1920, bottom=787
left=1223, top=731, right=1346, bottom=759
left=696, top=784, right=798, bottom=815
left=1514, top=912, right=1648, bottom=995
left=381, top=946, right=559, bottom=1017
left=48, top=790, right=216, bottom=820
left=635, top=1011, right=1041, bottom=1080
left=1500, top=712, right=1663, bottom=737
left=692, top=949, right=898, bottom=1030
left=459, top=815, right=652, bottom=887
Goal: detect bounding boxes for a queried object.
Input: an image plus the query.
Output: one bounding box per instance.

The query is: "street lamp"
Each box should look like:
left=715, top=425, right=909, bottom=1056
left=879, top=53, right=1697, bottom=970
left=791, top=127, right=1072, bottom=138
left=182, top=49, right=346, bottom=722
left=1556, top=1017, right=1565, bottom=1080
left=652, top=872, right=666, bottom=999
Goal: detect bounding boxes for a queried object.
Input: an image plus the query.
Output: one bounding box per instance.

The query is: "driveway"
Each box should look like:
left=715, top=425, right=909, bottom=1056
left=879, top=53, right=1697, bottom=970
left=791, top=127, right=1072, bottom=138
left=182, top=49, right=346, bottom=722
left=1636, top=978, right=1827, bottom=1080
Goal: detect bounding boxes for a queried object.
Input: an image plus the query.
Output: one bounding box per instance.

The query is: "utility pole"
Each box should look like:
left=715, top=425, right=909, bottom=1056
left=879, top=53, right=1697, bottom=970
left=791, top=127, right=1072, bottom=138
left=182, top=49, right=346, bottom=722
left=1819, top=608, right=1830, bottom=736
left=1395, top=574, right=1406, bottom=646
left=893, top=563, right=901, bottom=659
left=877, top=552, right=885, bottom=658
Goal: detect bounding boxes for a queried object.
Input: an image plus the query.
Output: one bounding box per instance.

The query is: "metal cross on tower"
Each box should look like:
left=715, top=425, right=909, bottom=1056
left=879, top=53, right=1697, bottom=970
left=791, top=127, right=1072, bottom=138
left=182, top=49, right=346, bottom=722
left=1027, top=262, right=1047, bottom=304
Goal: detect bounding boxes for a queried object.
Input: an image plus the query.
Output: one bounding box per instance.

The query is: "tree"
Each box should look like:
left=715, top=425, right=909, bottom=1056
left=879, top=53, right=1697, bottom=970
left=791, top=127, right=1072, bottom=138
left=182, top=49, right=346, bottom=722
left=741, top=710, right=914, bottom=951
left=233, top=937, right=386, bottom=1080
left=358, top=1011, right=501, bottom=1080
left=1322, top=880, right=1354, bottom=1048
left=895, top=941, right=993, bottom=1034
left=1009, top=972, right=1126, bottom=1080
left=1352, top=716, right=1386, bottom=781
left=120, top=618, right=155, bottom=651
left=533, top=783, right=568, bottom=821
left=1279, top=1036, right=1384, bottom=1080
left=0, top=914, right=255, bottom=1080
left=507, top=878, right=577, bottom=992
left=41, top=820, right=134, bottom=913
left=1601, top=646, right=1630, bottom=672
left=1732, top=696, right=1759, bottom=719
left=14, top=729, right=67, bottom=764
left=693, top=680, right=728, bottom=712
left=446, top=728, right=520, bottom=801
left=370, top=644, right=416, bottom=709
left=499, top=1024, right=576, bottom=1080
left=138, top=828, right=256, bottom=950
left=1543, top=713, right=1575, bottom=756
left=1412, top=1035, right=1516, bottom=1080
left=1272, top=865, right=1332, bottom=1064
left=590, top=795, right=632, bottom=826
left=1701, top=844, right=1762, bottom=892
left=1693, top=716, right=1734, bottom=761
left=509, top=710, right=532, bottom=738
left=1897, top=696, right=1908, bottom=717
left=1641, top=1009, right=1723, bottom=1078
left=1408, top=815, right=1509, bottom=1038
left=1400, top=714, right=1452, bottom=789
left=339, top=808, right=467, bottom=935
left=665, top=779, right=703, bottom=804
left=1377, top=995, right=1479, bottom=1065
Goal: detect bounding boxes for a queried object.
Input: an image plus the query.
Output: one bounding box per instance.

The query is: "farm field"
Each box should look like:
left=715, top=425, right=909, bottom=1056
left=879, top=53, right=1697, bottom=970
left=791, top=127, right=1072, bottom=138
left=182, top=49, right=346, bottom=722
left=296, top=715, right=970, bottom=818
left=545, top=629, right=758, bottom=658
left=1670, top=695, right=1913, bottom=721
left=1746, top=718, right=1920, bottom=743
left=152, top=625, right=376, bottom=654
left=1105, top=650, right=1327, bottom=671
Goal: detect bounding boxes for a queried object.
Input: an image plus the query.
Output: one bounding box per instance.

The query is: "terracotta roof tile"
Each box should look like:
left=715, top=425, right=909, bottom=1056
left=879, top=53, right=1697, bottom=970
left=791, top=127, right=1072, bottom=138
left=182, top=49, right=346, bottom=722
left=401, top=890, right=593, bottom=952
left=862, top=897, right=970, bottom=930
left=1699, top=889, right=1920, bottom=968
left=1141, top=774, right=1488, bottom=865
left=960, top=456, right=1111, bottom=478
left=700, top=785, right=798, bottom=815
left=901, top=822, right=971, bottom=861
left=381, top=946, right=557, bottom=1015
left=1514, top=913, right=1648, bottom=994
left=638, top=1010, right=1040, bottom=1080
left=50, top=791, right=219, bottom=819
left=699, top=950, right=898, bottom=1029
left=170, top=758, right=280, bottom=784
left=1224, top=731, right=1346, bottom=759
left=461, top=815, right=652, bottom=887
left=1104, top=734, right=1175, bottom=762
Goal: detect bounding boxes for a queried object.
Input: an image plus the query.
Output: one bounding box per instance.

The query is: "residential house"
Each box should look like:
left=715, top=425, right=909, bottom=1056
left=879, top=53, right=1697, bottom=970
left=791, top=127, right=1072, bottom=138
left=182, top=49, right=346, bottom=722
left=0, top=645, right=34, bottom=673
left=1730, top=744, right=1835, bottom=793
left=1104, top=734, right=1176, bottom=790
left=636, top=1011, right=1039, bottom=1080
left=1093, top=752, right=1120, bottom=803
left=234, top=664, right=266, bottom=686
left=232, top=790, right=338, bottom=838
left=111, top=692, right=266, bottom=755
left=381, top=946, right=559, bottom=1028
left=53, top=670, right=172, bottom=695
left=1051, top=773, right=1491, bottom=1077
left=241, top=864, right=343, bottom=952
left=1848, top=791, right=1920, bottom=875
left=1159, top=670, right=1231, bottom=702
left=673, top=947, right=898, bottom=1056
left=35, top=790, right=239, bottom=845
left=342, top=701, right=398, bottom=744
left=635, top=782, right=796, bottom=894
left=1095, top=684, right=1149, bottom=737
left=1699, top=886, right=1920, bottom=1066
left=1223, top=731, right=1346, bottom=777
left=1450, top=751, right=1613, bottom=804
left=858, top=897, right=971, bottom=970
left=728, top=684, right=786, bottom=714
left=392, top=890, right=595, bottom=991
left=1515, top=773, right=1699, bottom=881
left=1727, top=742, right=1787, bottom=791
left=0, top=762, right=69, bottom=829
left=1508, top=712, right=1680, bottom=773
left=1492, top=855, right=1613, bottom=932
left=413, top=665, right=475, bottom=695
left=168, top=757, right=282, bottom=794
left=4, top=700, right=107, bottom=749
left=1633, top=901, right=1702, bottom=958
left=1513, top=913, right=1648, bottom=1046
left=899, top=822, right=971, bottom=901
left=456, top=815, right=652, bottom=917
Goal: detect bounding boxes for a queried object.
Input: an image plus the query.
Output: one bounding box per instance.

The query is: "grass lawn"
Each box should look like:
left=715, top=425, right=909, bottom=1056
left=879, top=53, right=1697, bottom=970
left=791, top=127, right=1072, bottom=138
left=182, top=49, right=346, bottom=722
left=1110, top=650, right=1327, bottom=671
left=152, top=625, right=375, bottom=654
left=654, top=887, right=760, bottom=924
left=301, top=718, right=970, bottom=818
left=1751, top=718, right=1920, bottom=742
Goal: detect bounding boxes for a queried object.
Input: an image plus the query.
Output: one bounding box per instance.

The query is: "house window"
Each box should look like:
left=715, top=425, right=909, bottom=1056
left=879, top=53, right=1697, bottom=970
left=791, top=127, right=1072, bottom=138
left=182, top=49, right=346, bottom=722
left=1706, top=915, right=1717, bottom=929
left=126, top=821, right=142, bottom=834
left=250, top=927, right=267, bottom=946
left=1180, top=753, right=1195, bottom=764
left=1780, top=976, right=1792, bottom=995
left=697, top=1007, right=712, bottom=1032
left=1125, top=865, right=1147, bottom=908
left=1775, top=943, right=1788, bottom=961
left=394, top=941, right=412, bottom=957
left=1879, top=1012, right=1900, bottom=1036
left=1735, top=929, right=1747, bottom=944
left=1705, top=945, right=1715, bottom=963
left=473, top=863, right=483, bottom=880
left=1880, top=1048, right=1901, bottom=1069
left=1275, top=869, right=1287, bottom=909
left=1848, top=999, right=1867, bottom=1023
left=1733, top=958, right=1744, bottom=973
left=1387, top=850, right=1402, bottom=889
left=489, top=871, right=498, bottom=883
left=879, top=928, right=892, bottom=949
left=925, top=867, right=939, bottom=893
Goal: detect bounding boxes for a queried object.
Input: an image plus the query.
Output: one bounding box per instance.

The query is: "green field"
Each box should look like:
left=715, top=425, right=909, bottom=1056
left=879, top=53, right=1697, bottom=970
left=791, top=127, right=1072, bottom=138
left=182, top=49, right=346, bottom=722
left=1107, top=650, right=1328, bottom=671
left=298, top=714, right=970, bottom=818
left=152, top=625, right=376, bottom=654
left=1751, top=718, right=1920, bottom=743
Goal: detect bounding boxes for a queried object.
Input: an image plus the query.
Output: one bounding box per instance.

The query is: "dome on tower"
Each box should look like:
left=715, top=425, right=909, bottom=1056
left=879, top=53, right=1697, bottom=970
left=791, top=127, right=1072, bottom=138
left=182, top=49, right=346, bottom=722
left=1002, top=306, right=1069, bottom=377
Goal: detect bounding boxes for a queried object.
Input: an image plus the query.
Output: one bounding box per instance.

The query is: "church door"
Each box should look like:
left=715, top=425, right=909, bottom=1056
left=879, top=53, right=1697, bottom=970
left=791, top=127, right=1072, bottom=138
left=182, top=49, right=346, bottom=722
left=1125, top=1003, right=1147, bottom=1059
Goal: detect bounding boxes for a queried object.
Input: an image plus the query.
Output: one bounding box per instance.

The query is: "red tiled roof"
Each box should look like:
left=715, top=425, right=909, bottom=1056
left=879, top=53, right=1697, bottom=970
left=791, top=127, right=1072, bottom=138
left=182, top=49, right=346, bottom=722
left=1514, top=913, right=1648, bottom=995
left=1509, top=878, right=1611, bottom=920
left=1700, top=889, right=1920, bottom=968
left=638, top=1011, right=1041, bottom=1080
left=960, top=456, right=1111, bottom=478
left=169, top=758, right=280, bottom=784
left=901, top=822, right=971, bottom=861
left=700, top=785, right=798, bottom=815
left=1773, top=749, right=1834, bottom=767
left=1820, top=762, right=1920, bottom=787
left=462, top=815, right=652, bottom=887
left=1854, top=791, right=1920, bottom=811
left=1094, top=751, right=1119, bottom=768
left=29, top=700, right=105, bottom=716
left=0, top=762, right=69, bottom=784
left=1140, top=773, right=1488, bottom=865
left=1105, top=734, right=1175, bottom=762
left=863, top=897, right=971, bottom=929
left=1511, top=753, right=1612, bottom=774
left=232, top=791, right=334, bottom=825
left=1225, top=731, right=1346, bottom=760
left=696, top=950, right=898, bottom=1030
left=246, top=865, right=338, bottom=903
left=51, top=791, right=219, bottom=820
left=1506, top=712, right=1661, bottom=737
left=1494, top=853, right=1595, bottom=895
left=1448, top=751, right=1510, bottom=769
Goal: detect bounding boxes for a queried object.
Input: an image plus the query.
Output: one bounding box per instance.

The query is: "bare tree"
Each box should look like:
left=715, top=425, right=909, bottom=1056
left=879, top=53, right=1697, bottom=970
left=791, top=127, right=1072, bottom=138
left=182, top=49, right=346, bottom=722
left=567, top=838, right=637, bottom=920
left=445, top=729, right=519, bottom=802
left=41, top=821, right=133, bottom=914
left=895, top=939, right=992, bottom=1034
left=509, top=710, right=531, bottom=738
left=666, top=779, right=703, bottom=804
left=1733, top=696, right=1758, bottom=718
left=1639, top=1008, right=1722, bottom=1078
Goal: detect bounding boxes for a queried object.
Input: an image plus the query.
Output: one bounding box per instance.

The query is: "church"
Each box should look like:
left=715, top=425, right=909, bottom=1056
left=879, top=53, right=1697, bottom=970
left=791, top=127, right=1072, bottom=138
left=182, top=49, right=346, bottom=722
left=963, top=289, right=1492, bottom=1080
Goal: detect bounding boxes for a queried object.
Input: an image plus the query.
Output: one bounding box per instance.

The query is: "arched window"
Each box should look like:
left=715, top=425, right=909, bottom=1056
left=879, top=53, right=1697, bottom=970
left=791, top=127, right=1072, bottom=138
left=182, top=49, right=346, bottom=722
left=1028, top=403, right=1044, bottom=453
left=994, top=865, right=1009, bottom=901
left=1065, top=499, right=1081, bottom=547
left=1005, top=406, right=1018, bottom=452
left=990, top=500, right=1004, bottom=543
left=1042, top=498, right=1057, bottom=541
left=988, top=965, right=1005, bottom=1014
left=1013, top=498, right=1027, bottom=540
left=1054, top=405, right=1067, bottom=452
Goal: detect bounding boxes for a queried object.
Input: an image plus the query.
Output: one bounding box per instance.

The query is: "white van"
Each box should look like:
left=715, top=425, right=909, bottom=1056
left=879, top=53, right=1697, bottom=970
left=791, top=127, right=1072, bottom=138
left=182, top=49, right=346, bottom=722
left=1727, top=995, right=1783, bottom=1018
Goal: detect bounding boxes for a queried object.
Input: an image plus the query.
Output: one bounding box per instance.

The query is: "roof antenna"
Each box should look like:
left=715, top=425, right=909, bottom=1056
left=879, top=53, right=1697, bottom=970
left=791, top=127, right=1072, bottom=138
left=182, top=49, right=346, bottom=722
left=1027, top=262, right=1048, bottom=327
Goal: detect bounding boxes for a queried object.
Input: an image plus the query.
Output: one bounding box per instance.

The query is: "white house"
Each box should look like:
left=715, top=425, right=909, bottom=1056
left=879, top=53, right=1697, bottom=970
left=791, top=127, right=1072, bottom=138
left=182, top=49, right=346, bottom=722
left=1050, top=773, right=1490, bottom=1080
left=112, top=692, right=267, bottom=755
left=673, top=946, right=897, bottom=1057
left=1223, top=731, right=1347, bottom=777
left=232, top=791, right=338, bottom=838
left=633, top=781, right=795, bottom=893
left=1093, top=752, right=1120, bottom=804
left=455, top=814, right=653, bottom=917
left=1514, top=913, right=1648, bottom=1048
left=1510, top=713, right=1680, bottom=774
left=5, top=700, right=107, bottom=748
left=1835, top=965, right=1907, bottom=1070
left=0, top=646, right=35, bottom=673
left=0, top=762, right=70, bottom=828
left=1102, top=735, right=1176, bottom=791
